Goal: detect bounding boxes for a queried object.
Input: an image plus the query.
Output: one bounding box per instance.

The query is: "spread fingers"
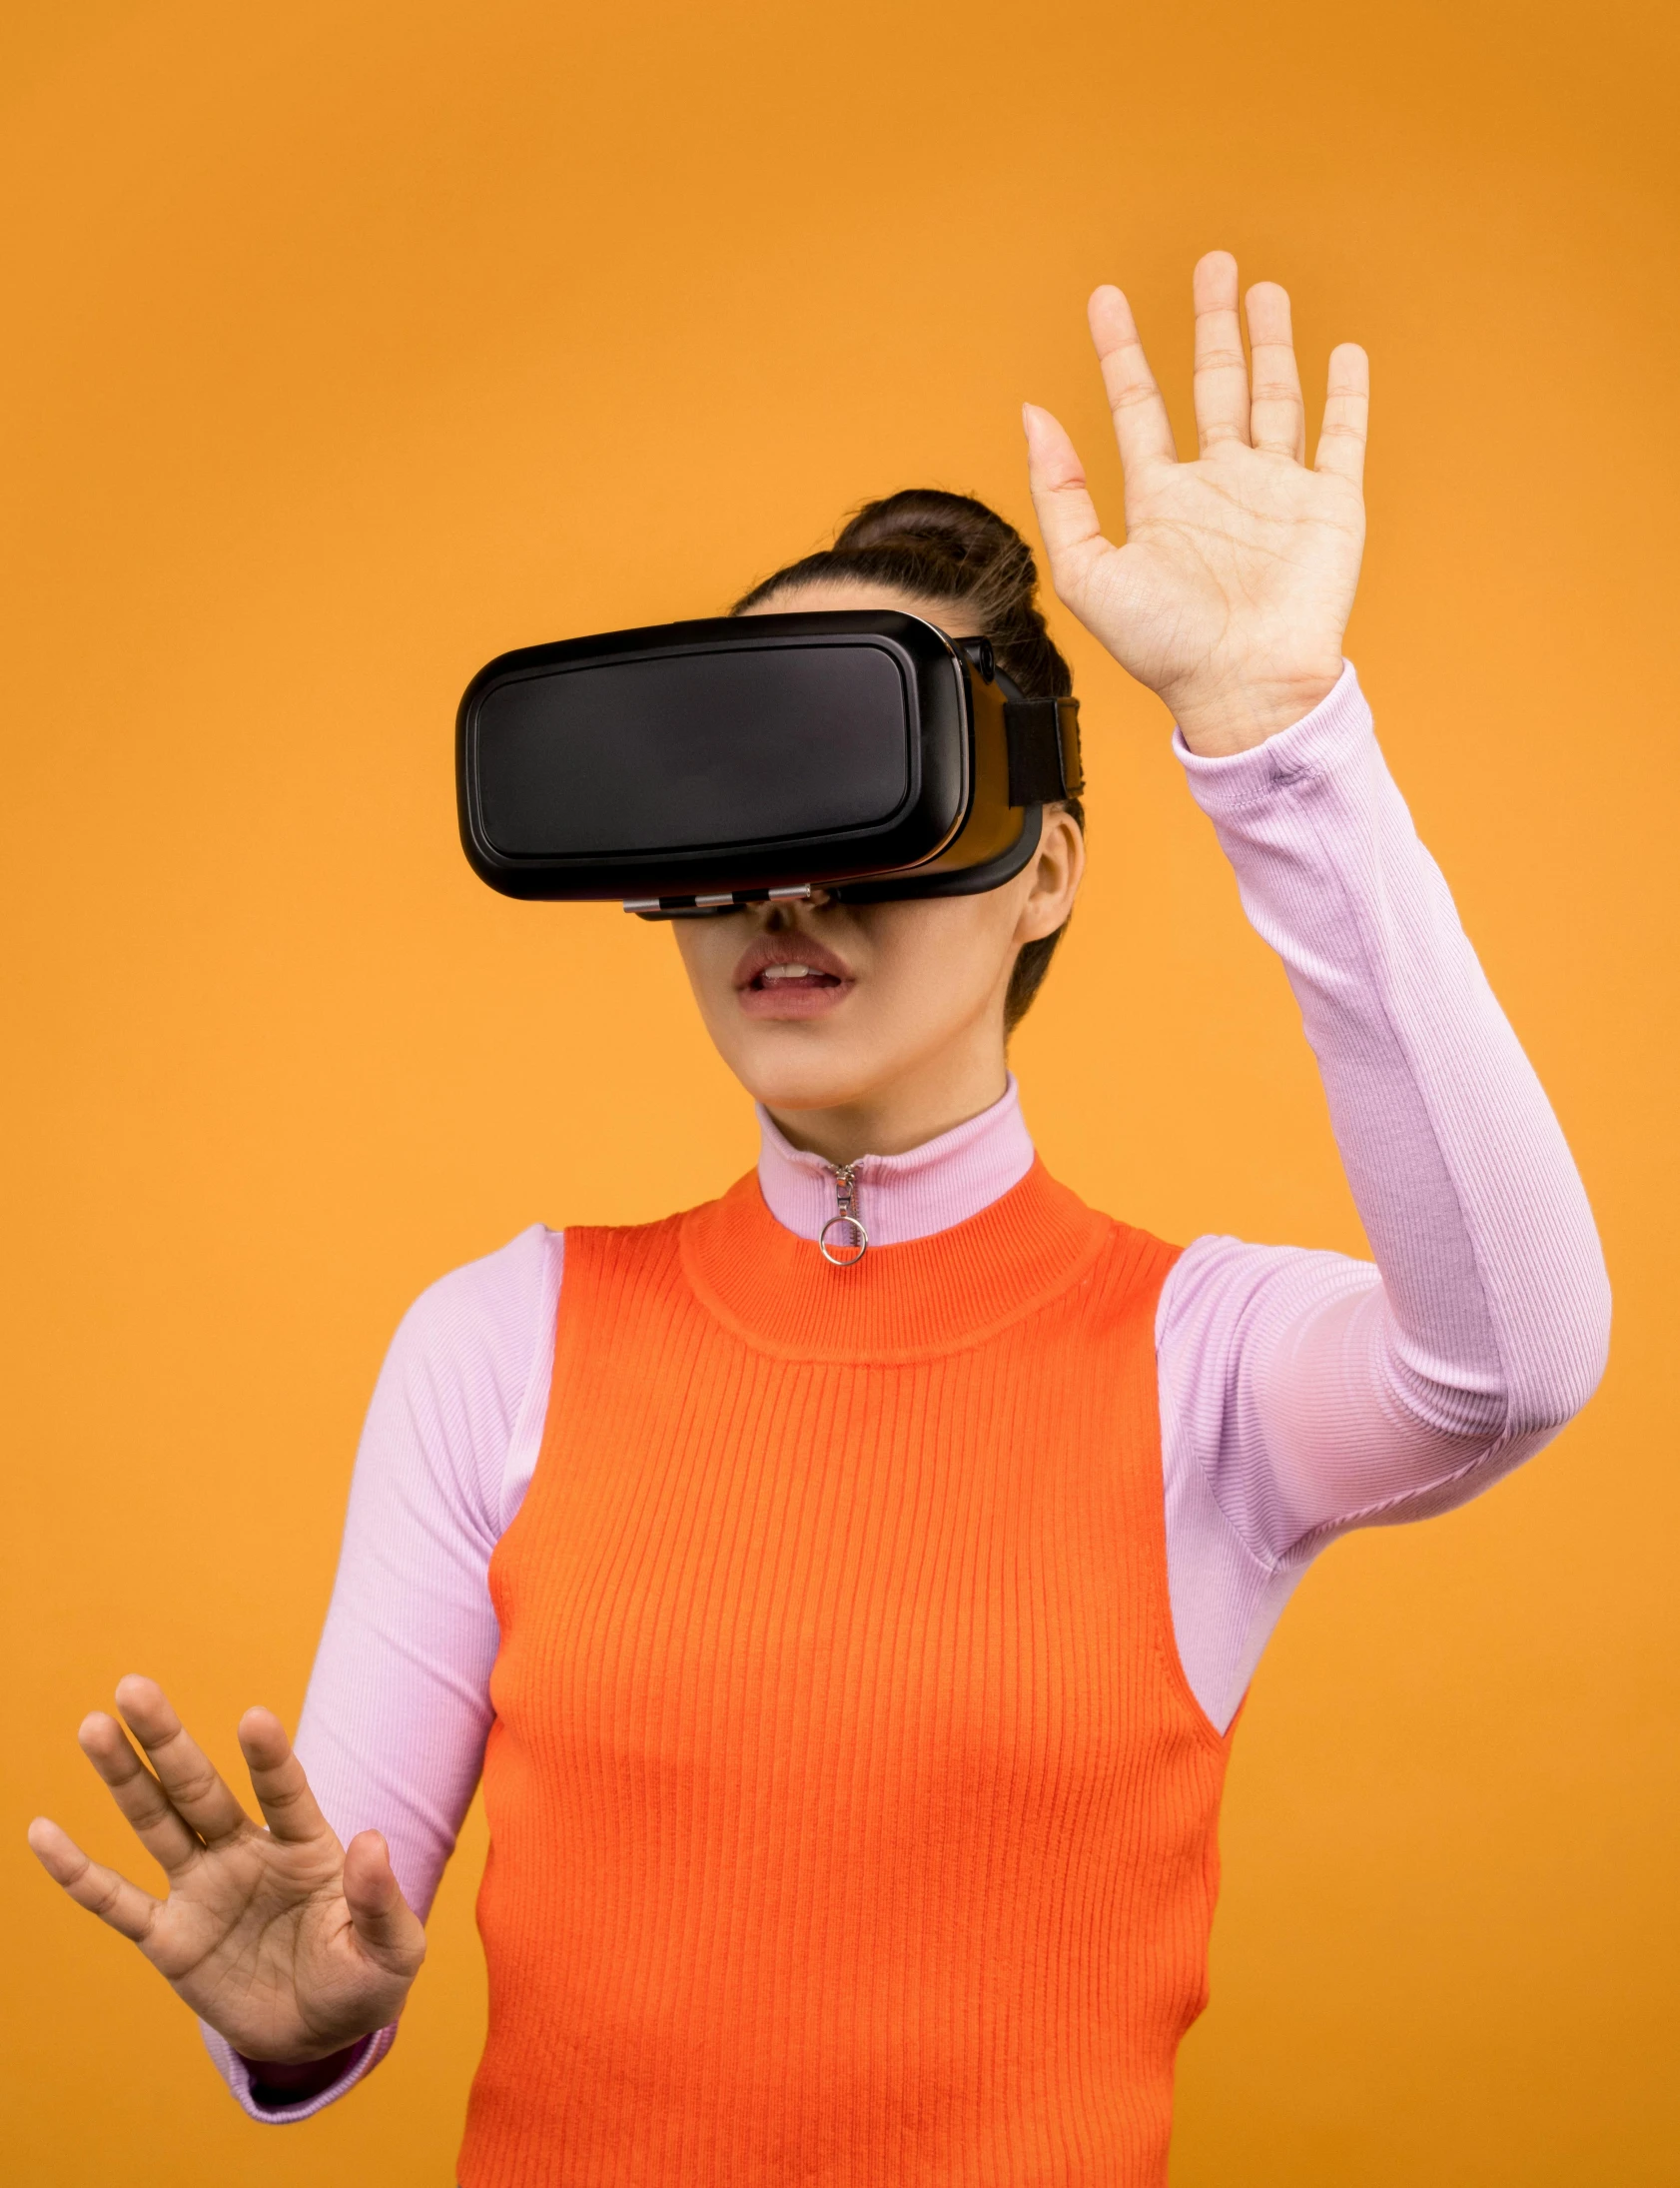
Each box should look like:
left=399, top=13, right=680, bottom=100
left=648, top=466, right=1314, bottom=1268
left=238, top=1705, right=334, bottom=1847
left=27, top=1815, right=162, bottom=1943
left=1087, top=285, right=1177, bottom=473
left=1192, top=251, right=1251, bottom=452
left=77, top=1710, right=201, bottom=1874
left=112, top=1675, right=250, bottom=1848
left=1245, top=282, right=1305, bottom=460
left=1314, top=343, right=1370, bottom=484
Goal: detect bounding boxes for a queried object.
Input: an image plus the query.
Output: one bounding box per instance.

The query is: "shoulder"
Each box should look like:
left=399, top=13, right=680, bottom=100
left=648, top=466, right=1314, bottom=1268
left=1156, top=1230, right=1378, bottom=1368
left=377, top=1224, right=564, bottom=1451
left=1162, top=1229, right=1377, bottom=1307
left=1039, top=1196, right=1185, bottom=1346
left=569, top=1181, right=744, bottom=1287
left=391, top=1222, right=560, bottom=1360
left=350, top=1226, right=566, bottom=1546
left=1092, top=1217, right=1183, bottom=1310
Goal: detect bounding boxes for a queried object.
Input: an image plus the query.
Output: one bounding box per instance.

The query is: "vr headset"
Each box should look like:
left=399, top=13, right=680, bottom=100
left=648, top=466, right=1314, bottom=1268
left=456, top=609, right=1082, bottom=916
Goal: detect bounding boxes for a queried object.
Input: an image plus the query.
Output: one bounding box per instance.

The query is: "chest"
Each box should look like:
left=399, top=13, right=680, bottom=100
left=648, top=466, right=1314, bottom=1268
left=488, top=1326, right=1194, bottom=1836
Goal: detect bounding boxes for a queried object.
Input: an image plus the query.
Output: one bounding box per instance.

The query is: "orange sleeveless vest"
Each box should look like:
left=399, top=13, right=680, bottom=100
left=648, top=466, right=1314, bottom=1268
left=459, top=1162, right=1232, bottom=2187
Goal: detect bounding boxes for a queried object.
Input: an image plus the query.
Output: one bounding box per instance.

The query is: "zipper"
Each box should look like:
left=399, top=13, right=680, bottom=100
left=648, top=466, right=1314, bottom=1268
left=819, top=1162, right=869, bottom=1268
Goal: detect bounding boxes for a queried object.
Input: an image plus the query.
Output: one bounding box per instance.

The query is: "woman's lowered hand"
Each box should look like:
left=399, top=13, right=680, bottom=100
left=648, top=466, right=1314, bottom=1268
left=28, top=1675, right=423, bottom=2064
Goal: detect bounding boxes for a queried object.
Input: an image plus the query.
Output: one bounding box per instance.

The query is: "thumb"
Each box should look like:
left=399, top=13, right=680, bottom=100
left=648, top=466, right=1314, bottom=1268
left=342, top=1830, right=425, bottom=1976
left=1021, top=403, right=1110, bottom=605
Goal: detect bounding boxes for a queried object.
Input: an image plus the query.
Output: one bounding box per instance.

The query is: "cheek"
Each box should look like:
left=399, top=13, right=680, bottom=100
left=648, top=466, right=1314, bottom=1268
left=670, top=925, right=741, bottom=1020
left=862, top=899, right=1017, bottom=1016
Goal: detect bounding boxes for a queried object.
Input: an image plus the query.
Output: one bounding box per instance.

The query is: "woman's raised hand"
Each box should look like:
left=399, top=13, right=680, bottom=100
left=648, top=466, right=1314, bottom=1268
left=27, top=1676, right=423, bottom=2063
left=1023, top=250, right=1368, bottom=757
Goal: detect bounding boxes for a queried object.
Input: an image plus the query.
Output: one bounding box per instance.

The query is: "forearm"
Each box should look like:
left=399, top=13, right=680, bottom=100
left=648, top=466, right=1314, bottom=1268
left=204, top=1572, right=496, bottom=2122
left=1178, top=664, right=1609, bottom=1545
left=204, top=1229, right=554, bottom=2119
left=203, top=1612, right=493, bottom=2123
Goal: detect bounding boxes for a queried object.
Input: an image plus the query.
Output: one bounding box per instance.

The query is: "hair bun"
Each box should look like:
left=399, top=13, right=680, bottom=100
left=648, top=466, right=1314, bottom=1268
left=832, top=490, right=1024, bottom=581
left=732, top=484, right=1068, bottom=703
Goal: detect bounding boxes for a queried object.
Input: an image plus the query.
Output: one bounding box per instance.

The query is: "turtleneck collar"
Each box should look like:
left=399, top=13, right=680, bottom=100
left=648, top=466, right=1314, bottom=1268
left=683, top=1158, right=1120, bottom=1362
left=754, top=1074, right=1036, bottom=1249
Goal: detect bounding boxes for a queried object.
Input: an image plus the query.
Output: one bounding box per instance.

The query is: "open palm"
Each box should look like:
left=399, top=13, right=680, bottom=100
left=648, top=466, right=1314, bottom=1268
left=1024, top=251, right=1369, bottom=756
left=28, top=1675, right=423, bottom=2063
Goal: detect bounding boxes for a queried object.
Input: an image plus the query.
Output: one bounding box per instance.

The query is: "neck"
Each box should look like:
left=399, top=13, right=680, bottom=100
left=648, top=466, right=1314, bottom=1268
left=756, top=1073, right=1036, bottom=1250
left=762, top=1046, right=1010, bottom=1167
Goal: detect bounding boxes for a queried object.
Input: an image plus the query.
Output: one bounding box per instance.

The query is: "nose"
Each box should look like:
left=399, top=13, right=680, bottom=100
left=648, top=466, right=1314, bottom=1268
left=762, top=890, right=834, bottom=933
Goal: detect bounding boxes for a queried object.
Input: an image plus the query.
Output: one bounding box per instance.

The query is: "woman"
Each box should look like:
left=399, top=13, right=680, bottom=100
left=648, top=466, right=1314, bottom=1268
left=30, top=254, right=1609, bottom=2185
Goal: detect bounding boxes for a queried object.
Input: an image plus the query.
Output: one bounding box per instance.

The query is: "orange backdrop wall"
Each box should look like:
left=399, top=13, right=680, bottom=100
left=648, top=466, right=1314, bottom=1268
left=3, top=3, right=1675, bottom=2182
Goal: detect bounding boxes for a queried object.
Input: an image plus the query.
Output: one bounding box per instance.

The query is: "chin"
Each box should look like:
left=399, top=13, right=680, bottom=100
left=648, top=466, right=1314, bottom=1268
left=726, top=1030, right=888, bottom=1117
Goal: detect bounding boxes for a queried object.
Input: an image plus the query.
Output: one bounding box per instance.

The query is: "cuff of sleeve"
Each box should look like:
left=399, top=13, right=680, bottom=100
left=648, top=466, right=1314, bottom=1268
left=1172, top=661, right=1372, bottom=817
left=200, top=2018, right=399, bottom=2124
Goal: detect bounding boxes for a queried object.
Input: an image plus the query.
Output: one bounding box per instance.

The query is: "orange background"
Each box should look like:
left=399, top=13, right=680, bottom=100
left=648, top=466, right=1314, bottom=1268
left=2, top=2, right=1675, bottom=2181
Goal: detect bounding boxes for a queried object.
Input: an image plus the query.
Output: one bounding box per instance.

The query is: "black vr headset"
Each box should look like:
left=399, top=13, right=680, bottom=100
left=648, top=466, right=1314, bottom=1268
left=456, top=609, right=1082, bottom=917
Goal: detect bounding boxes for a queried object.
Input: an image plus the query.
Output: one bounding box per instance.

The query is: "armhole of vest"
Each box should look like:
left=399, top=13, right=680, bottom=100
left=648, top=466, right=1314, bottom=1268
left=489, top=1224, right=595, bottom=1594
left=494, top=1227, right=566, bottom=1536
left=1152, top=1595, right=1236, bottom=1762
left=493, top=1218, right=690, bottom=1587
left=1128, top=1232, right=1235, bottom=1764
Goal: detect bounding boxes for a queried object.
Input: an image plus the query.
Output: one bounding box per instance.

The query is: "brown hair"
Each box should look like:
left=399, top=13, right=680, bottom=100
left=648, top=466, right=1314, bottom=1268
left=733, top=489, right=1083, bottom=1034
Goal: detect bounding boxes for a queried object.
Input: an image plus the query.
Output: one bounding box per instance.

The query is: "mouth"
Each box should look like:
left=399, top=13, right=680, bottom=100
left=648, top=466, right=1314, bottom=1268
left=733, top=935, right=856, bottom=1020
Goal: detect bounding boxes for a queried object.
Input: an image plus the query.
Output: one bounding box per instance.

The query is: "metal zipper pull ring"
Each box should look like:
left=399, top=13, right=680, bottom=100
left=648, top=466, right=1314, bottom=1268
left=819, top=1162, right=868, bottom=1268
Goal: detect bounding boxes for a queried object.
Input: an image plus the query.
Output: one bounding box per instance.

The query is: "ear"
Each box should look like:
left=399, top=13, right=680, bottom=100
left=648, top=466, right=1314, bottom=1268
left=1013, top=807, right=1085, bottom=947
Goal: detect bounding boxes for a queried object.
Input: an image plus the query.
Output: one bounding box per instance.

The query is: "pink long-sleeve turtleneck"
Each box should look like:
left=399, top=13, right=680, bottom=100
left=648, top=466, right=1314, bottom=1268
left=206, top=663, right=1610, bottom=2118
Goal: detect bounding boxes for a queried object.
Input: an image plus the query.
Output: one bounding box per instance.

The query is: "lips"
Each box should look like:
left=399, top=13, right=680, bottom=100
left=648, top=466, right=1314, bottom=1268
left=733, top=933, right=856, bottom=1020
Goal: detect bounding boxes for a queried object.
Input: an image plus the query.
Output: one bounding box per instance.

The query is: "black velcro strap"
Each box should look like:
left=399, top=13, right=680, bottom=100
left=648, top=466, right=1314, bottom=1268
left=1004, top=696, right=1084, bottom=804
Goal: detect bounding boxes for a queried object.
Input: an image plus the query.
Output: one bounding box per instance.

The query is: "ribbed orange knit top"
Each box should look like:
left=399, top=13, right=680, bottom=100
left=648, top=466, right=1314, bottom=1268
left=459, top=1161, right=1232, bottom=2187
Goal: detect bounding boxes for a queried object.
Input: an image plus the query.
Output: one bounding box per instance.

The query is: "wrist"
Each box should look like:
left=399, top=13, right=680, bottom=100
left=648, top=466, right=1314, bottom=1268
left=1165, top=661, right=1344, bottom=757
left=238, top=2035, right=374, bottom=2110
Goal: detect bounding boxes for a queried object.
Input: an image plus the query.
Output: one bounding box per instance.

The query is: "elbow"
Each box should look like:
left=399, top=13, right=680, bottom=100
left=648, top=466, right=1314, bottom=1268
left=1501, top=1273, right=1613, bottom=1442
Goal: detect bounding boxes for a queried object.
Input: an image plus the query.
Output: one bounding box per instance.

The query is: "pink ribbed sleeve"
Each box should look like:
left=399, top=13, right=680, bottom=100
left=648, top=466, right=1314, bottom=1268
left=201, top=1223, right=564, bottom=2119
left=1155, top=663, right=1610, bottom=1722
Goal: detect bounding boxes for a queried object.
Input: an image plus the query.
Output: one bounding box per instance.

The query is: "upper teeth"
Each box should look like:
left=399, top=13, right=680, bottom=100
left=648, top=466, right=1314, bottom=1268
left=763, top=963, right=813, bottom=981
